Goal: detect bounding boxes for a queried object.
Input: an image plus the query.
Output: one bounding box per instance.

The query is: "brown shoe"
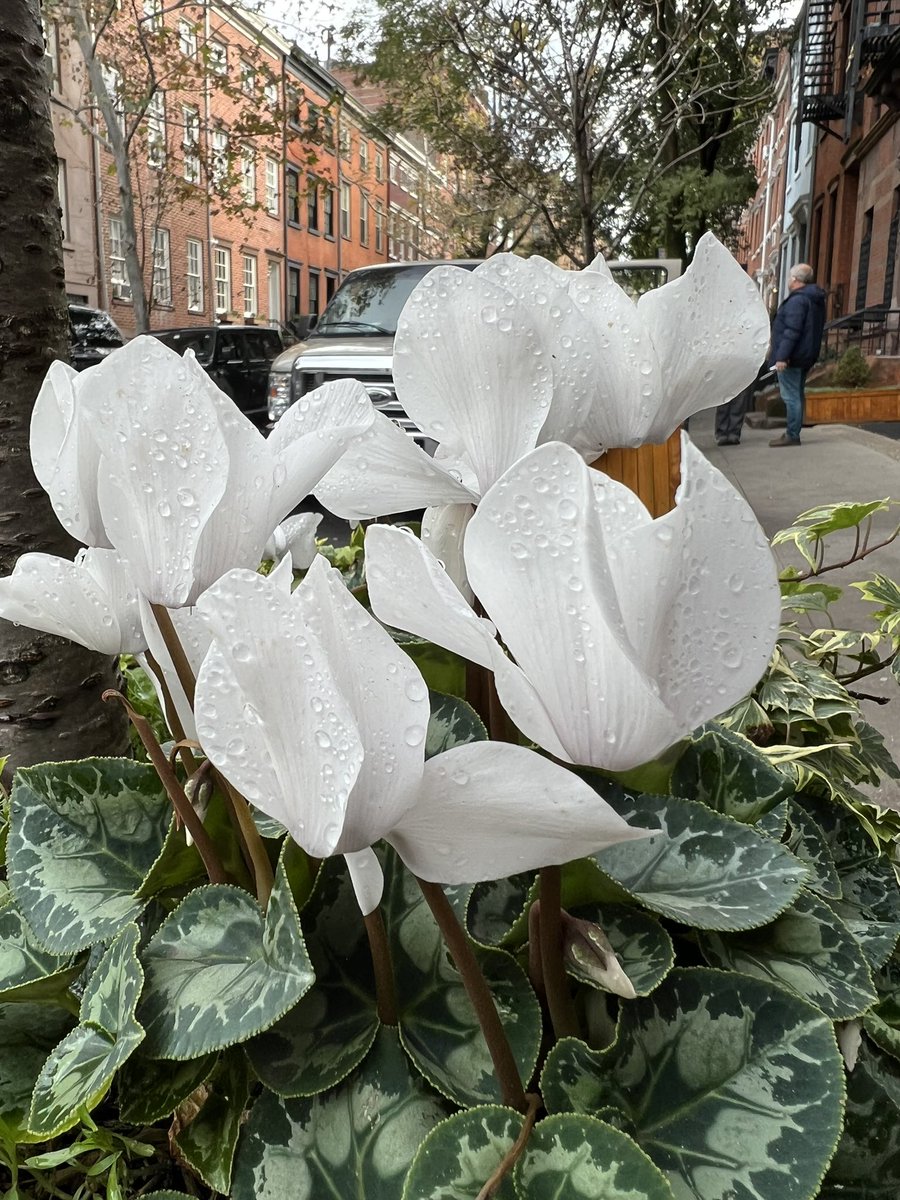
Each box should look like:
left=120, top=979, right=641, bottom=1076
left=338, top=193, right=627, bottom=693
left=769, top=434, right=801, bottom=447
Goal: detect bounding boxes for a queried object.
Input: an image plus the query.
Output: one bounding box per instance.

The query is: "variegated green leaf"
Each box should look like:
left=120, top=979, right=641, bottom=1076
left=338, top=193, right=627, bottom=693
left=515, top=1114, right=674, bottom=1200
left=138, top=858, right=314, bottom=1059
left=9, top=759, right=171, bottom=953
left=862, top=957, right=900, bottom=1060
left=118, top=1049, right=217, bottom=1123
left=171, top=1051, right=251, bottom=1194
left=140, top=1193, right=195, bottom=1199
left=466, top=873, right=535, bottom=947
left=820, top=1038, right=900, bottom=1198
left=246, top=856, right=378, bottom=1097
left=589, top=786, right=808, bottom=931
left=232, top=1027, right=449, bottom=1200
left=29, top=925, right=145, bottom=1137
left=401, top=1105, right=522, bottom=1199
left=137, top=790, right=252, bottom=901
left=757, top=801, right=788, bottom=840
left=0, top=894, right=82, bottom=1002
left=425, top=691, right=487, bottom=759
left=864, top=1011, right=900, bottom=1060
left=542, top=968, right=845, bottom=1200
left=699, top=889, right=877, bottom=1019
left=381, top=848, right=541, bottom=1107
left=0, top=1003, right=74, bottom=1143
left=785, top=802, right=841, bottom=899
left=567, top=904, right=674, bottom=998
left=671, top=724, right=791, bottom=824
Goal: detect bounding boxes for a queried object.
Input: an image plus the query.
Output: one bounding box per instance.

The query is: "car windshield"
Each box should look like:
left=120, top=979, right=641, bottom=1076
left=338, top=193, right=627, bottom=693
left=315, top=264, right=464, bottom=338
left=69, top=308, right=123, bottom=348
left=154, top=330, right=215, bottom=363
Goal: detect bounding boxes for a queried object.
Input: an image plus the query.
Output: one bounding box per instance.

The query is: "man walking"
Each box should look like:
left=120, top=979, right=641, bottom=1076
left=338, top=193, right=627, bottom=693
left=769, top=264, right=827, bottom=447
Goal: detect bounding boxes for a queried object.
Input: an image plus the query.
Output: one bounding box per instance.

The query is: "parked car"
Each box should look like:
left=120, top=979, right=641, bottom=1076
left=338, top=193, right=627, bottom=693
left=152, top=325, right=285, bottom=427
left=68, top=303, right=125, bottom=371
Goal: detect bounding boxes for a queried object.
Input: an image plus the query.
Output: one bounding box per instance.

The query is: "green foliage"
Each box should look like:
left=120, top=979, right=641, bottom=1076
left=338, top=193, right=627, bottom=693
left=833, top=347, right=873, bottom=389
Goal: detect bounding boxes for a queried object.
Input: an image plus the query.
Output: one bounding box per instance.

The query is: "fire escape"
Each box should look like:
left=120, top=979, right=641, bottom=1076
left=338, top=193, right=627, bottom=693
left=859, top=0, right=900, bottom=108
left=800, top=0, right=846, bottom=126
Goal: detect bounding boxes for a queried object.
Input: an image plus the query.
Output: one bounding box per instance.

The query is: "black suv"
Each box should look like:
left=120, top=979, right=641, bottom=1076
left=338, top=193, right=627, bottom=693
left=152, top=325, right=285, bottom=427
left=68, top=303, right=125, bottom=371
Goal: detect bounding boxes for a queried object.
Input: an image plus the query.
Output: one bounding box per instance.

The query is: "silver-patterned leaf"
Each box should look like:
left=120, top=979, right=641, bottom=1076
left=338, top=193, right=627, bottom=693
left=232, top=1027, right=449, bottom=1200
left=671, top=723, right=791, bottom=824
left=118, top=1049, right=218, bottom=1123
left=700, top=889, right=877, bottom=1019
left=401, top=1105, right=522, bottom=1200
left=757, top=801, right=789, bottom=840
left=0, top=1003, right=74, bottom=1143
left=29, top=925, right=145, bottom=1137
left=138, top=860, right=314, bottom=1059
left=541, top=967, right=845, bottom=1200
left=820, top=1038, right=900, bottom=1198
left=785, top=802, right=841, bottom=899
left=425, top=691, right=487, bottom=759
left=0, top=894, right=82, bottom=1002
left=246, top=856, right=378, bottom=1097
left=514, top=1114, right=674, bottom=1199
left=9, top=759, right=171, bottom=953
left=567, top=904, right=674, bottom=998
left=590, top=788, right=808, bottom=931
left=466, top=873, right=535, bottom=947
left=171, top=1050, right=251, bottom=1194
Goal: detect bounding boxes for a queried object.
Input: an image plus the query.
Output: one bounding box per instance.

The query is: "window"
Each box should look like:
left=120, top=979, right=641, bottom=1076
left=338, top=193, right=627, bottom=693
left=288, top=264, right=301, bottom=319
left=267, top=260, right=281, bottom=325
left=152, top=228, right=171, bottom=306
left=340, top=182, right=351, bottom=239
left=57, top=159, right=69, bottom=242
left=286, top=86, right=301, bottom=126
left=323, top=111, right=335, bottom=148
left=389, top=157, right=399, bottom=185
left=109, top=217, right=131, bottom=300
left=388, top=211, right=396, bottom=259
left=323, top=186, right=334, bottom=237
left=186, top=238, right=204, bottom=312
left=208, top=39, right=227, bottom=74
left=146, top=90, right=166, bottom=169
left=339, top=125, right=351, bottom=160
left=375, top=149, right=384, bottom=182
left=374, top=200, right=384, bottom=253
left=359, top=139, right=369, bottom=174
left=182, top=105, right=200, bottom=184
left=264, top=78, right=278, bottom=109
left=211, top=128, right=228, bottom=187
left=240, top=60, right=255, bottom=95
left=359, top=191, right=369, bottom=246
left=43, top=20, right=59, bottom=90
left=856, top=208, right=874, bottom=310
left=286, top=167, right=301, bottom=225
left=242, top=254, right=257, bottom=317
left=325, top=273, right=338, bottom=303
left=240, top=149, right=256, bottom=205
left=214, top=246, right=231, bottom=313
left=101, top=65, right=124, bottom=133
left=308, top=270, right=320, bottom=318
left=178, top=19, right=197, bottom=57
left=307, top=177, right=319, bottom=231
left=265, top=158, right=279, bottom=216
left=143, top=0, right=162, bottom=30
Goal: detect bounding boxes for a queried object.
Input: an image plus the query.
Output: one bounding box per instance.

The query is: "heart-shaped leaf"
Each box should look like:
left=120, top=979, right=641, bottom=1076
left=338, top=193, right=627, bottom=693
left=425, top=691, right=486, bottom=759
left=671, top=723, right=791, bottom=824
left=401, top=1105, right=522, bottom=1199
left=0, top=1003, right=74, bottom=1143
left=0, top=894, right=81, bottom=1002
left=820, top=1038, right=900, bottom=1198
left=567, top=903, right=674, bottom=998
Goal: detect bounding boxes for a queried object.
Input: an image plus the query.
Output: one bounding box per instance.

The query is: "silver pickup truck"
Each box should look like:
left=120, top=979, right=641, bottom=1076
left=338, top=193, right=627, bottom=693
left=266, top=257, right=682, bottom=437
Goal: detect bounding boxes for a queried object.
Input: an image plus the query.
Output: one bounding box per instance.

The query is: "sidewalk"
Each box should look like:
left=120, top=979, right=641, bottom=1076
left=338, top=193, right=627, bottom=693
left=690, top=407, right=900, bottom=807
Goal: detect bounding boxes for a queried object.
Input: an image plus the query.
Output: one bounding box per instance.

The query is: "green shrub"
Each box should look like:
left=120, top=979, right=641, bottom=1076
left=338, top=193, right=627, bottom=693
left=833, top=346, right=872, bottom=389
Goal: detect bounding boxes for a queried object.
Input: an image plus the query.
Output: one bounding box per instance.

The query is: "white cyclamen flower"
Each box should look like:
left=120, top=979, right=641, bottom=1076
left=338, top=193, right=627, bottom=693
left=192, top=556, right=649, bottom=914
left=0, top=547, right=144, bottom=655
left=365, top=435, right=781, bottom=773
left=315, top=233, right=769, bottom=520
left=33, top=336, right=374, bottom=606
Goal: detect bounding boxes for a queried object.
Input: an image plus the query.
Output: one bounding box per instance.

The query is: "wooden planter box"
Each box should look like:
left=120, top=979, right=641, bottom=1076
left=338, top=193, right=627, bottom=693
left=804, top=387, right=900, bottom=424
left=592, top=432, right=682, bottom=518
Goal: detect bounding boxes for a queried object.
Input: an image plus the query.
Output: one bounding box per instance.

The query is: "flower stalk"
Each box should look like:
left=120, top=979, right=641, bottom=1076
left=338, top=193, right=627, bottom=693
left=362, top=907, right=399, bottom=1026
left=538, top=866, right=580, bottom=1040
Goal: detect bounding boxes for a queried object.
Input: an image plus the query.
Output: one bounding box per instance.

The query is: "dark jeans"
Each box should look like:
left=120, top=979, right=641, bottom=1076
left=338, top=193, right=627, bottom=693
left=715, top=381, right=754, bottom=442
left=777, top=367, right=808, bottom=441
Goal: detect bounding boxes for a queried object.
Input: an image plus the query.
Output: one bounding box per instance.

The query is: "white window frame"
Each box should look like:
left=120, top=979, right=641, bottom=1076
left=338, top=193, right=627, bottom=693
left=214, top=245, right=231, bottom=314
left=339, top=125, right=351, bottom=160
left=359, top=189, right=369, bottom=246
left=178, top=18, right=197, bottom=57
left=143, top=0, right=162, bottom=30
left=146, top=90, right=166, bottom=170
left=375, top=149, right=384, bottom=182
left=240, top=148, right=256, bottom=205
left=211, top=128, right=228, bottom=188
left=208, top=38, right=227, bottom=74
left=359, top=139, right=369, bottom=174
left=101, top=65, right=124, bottom=134
left=375, top=200, right=384, bottom=253
left=264, top=79, right=278, bottom=109
left=241, top=59, right=256, bottom=96
left=57, top=159, right=69, bottom=242
left=242, top=253, right=258, bottom=318
left=267, top=260, right=281, bottom=325
left=182, top=104, right=200, bottom=184
left=152, top=227, right=171, bottom=306
left=186, top=237, right=204, bottom=313
left=109, top=216, right=131, bottom=300
left=43, top=20, right=59, bottom=90
left=340, top=181, right=351, bottom=239
left=265, top=157, right=279, bottom=216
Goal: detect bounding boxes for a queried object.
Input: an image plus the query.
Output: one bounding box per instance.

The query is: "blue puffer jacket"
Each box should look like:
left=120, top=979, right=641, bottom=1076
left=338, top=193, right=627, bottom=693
left=770, top=284, right=827, bottom=369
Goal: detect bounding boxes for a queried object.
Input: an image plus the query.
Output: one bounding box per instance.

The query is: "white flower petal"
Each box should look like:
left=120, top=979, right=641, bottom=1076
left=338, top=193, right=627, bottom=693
left=0, top=549, right=142, bottom=655
left=264, top=513, right=322, bottom=570
left=393, top=266, right=553, bottom=494
left=80, top=337, right=230, bottom=605
left=638, top=233, right=771, bottom=442
left=315, top=411, right=478, bottom=520
left=421, top=503, right=475, bottom=606
left=292, top=556, right=427, bottom=852
left=344, top=847, right=385, bottom=916
left=139, top=594, right=211, bottom=741
left=365, top=524, right=496, bottom=668
left=388, top=742, right=652, bottom=884
left=466, top=443, right=682, bottom=768
left=194, top=569, right=364, bottom=857
left=30, top=361, right=109, bottom=547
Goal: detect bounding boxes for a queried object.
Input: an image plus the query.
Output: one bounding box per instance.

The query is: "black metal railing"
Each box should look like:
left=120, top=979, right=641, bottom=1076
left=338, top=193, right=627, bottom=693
left=861, top=0, right=900, bottom=63
left=801, top=0, right=846, bottom=121
left=820, top=306, right=900, bottom=359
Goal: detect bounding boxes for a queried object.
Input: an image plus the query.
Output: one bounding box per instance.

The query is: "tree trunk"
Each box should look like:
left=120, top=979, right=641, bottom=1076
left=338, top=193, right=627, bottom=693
left=0, top=0, right=128, bottom=786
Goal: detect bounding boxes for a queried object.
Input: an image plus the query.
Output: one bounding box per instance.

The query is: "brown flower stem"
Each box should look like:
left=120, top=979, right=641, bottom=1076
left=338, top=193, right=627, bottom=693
left=103, top=690, right=226, bottom=885
left=475, top=1091, right=541, bottom=1200
left=150, top=602, right=197, bottom=707
left=466, top=660, right=492, bottom=731
left=539, top=865, right=579, bottom=1040
left=217, top=775, right=275, bottom=909
left=527, top=900, right=546, bottom=1005
left=363, top=907, right=398, bottom=1026
left=144, top=651, right=198, bottom=777
left=416, top=876, right=528, bottom=1113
